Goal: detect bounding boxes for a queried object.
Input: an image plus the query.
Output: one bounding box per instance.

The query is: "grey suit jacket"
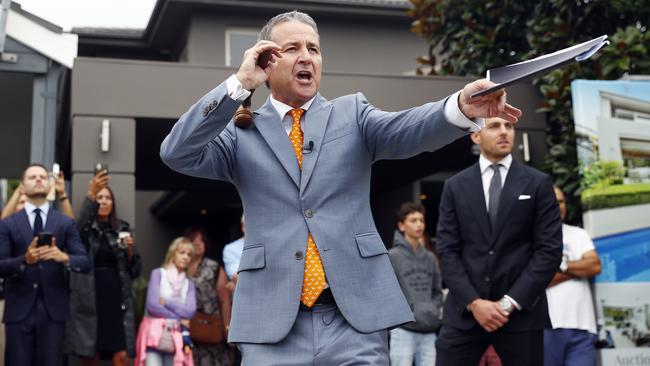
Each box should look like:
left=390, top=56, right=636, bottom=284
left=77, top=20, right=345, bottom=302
left=160, top=80, right=468, bottom=343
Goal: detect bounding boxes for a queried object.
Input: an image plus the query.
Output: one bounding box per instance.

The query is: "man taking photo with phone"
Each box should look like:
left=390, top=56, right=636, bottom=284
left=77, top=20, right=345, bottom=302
left=0, top=163, right=90, bottom=365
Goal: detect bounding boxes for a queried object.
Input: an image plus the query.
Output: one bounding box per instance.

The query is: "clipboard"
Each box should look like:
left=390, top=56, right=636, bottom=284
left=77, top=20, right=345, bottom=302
left=470, top=35, right=609, bottom=99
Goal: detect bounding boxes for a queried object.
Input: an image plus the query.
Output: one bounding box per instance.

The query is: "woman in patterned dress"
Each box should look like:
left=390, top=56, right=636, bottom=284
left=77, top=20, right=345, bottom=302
left=185, top=227, right=233, bottom=366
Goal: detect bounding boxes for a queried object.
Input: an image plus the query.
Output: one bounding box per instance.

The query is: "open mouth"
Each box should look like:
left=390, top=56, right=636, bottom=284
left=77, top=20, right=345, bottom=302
left=296, top=70, right=312, bottom=83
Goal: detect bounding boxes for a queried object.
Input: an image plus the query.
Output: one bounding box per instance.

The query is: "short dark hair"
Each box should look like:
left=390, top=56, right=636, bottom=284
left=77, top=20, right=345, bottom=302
left=396, top=202, right=426, bottom=223
left=184, top=226, right=210, bottom=253
left=21, top=163, right=49, bottom=181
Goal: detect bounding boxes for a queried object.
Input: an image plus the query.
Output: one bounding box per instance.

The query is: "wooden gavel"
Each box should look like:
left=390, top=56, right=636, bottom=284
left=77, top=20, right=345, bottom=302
left=234, top=92, right=254, bottom=129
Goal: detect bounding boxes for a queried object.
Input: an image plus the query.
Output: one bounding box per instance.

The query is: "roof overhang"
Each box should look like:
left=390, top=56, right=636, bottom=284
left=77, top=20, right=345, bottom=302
left=75, top=0, right=411, bottom=57
left=6, top=6, right=77, bottom=68
left=600, top=90, right=650, bottom=115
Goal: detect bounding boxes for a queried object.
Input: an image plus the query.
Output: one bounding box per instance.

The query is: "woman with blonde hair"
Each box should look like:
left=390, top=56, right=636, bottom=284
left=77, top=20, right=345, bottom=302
left=135, top=237, right=197, bottom=366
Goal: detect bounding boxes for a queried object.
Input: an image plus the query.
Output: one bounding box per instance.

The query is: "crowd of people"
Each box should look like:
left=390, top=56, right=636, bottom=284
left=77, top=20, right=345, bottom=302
left=0, top=158, right=604, bottom=366
left=0, top=165, right=241, bottom=365
left=0, top=8, right=607, bottom=366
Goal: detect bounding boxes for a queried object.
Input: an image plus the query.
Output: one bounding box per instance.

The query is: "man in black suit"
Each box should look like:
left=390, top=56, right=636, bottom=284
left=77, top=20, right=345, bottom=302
left=0, top=163, right=90, bottom=365
left=435, top=117, right=562, bottom=366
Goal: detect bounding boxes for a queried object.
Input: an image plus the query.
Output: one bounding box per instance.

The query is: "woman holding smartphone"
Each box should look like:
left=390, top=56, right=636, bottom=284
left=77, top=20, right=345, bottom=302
left=65, top=170, right=142, bottom=366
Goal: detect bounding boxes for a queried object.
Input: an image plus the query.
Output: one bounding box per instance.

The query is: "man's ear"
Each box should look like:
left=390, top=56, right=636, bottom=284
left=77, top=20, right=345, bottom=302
left=470, top=131, right=481, bottom=145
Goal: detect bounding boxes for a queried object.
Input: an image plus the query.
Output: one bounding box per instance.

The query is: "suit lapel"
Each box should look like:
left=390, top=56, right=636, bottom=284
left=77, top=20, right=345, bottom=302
left=253, top=99, right=301, bottom=188
left=17, top=209, right=34, bottom=247
left=460, top=163, right=491, bottom=242
left=300, top=94, right=332, bottom=192
left=45, top=209, right=58, bottom=240
left=491, top=160, right=530, bottom=243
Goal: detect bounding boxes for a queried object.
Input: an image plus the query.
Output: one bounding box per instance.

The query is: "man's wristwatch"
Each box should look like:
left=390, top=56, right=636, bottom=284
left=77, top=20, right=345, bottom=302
left=560, top=260, right=569, bottom=273
left=498, top=297, right=514, bottom=314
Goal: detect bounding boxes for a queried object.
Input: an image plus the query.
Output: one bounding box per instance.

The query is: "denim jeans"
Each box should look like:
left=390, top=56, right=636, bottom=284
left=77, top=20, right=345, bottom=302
left=544, top=328, right=597, bottom=366
left=145, top=350, right=174, bottom=366
left=390, top=327, right=437, bottom=366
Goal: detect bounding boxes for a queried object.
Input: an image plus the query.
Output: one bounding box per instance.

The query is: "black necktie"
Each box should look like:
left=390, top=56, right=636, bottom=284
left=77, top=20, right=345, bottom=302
left=33, top=208, right=43, bottom=236
left=488, top=164, right=502, bottom=230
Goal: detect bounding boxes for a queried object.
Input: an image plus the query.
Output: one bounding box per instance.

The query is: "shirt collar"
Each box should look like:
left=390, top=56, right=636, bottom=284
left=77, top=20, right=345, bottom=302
left=479, top=154, right=512, bottom=174
left=23, top=201, right=50, bottom=216
left=269, top=95, right=317, bottom=119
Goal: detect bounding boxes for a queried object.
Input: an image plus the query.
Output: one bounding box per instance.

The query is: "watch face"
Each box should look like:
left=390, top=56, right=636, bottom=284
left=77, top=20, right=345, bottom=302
left=499, top=298, right=512, bottom=312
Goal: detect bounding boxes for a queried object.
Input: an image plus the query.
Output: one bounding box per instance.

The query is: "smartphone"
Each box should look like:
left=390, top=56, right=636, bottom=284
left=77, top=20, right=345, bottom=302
left=118, top=231, right=131, bottom=249
left=52, top=163, right=60, bottom=176
left=37, top=232, right=54, bottom=247
left=94, top=163, right=108, bottom=175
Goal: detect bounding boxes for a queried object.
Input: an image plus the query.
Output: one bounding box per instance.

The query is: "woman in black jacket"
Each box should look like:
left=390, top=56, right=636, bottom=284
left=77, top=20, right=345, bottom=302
left=65, top=170, right=142, bottom=366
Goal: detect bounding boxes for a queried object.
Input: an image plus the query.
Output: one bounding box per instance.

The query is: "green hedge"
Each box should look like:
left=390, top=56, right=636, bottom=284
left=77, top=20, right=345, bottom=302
left=581, top=183, right=650, bottom=211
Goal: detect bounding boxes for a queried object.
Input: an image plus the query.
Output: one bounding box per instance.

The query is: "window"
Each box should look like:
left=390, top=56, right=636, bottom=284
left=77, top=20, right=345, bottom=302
left=614, top=108, right=650, bottom=123
left=226, top=28, right=259, bottom=67
left=621, top=138, right=650, bottom=165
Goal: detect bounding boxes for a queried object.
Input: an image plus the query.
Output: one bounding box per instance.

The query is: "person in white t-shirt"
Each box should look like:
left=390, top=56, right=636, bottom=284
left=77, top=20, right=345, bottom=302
left=222, top=214, right=245, bottom=289
left=544, top=186, right=602, bottom=366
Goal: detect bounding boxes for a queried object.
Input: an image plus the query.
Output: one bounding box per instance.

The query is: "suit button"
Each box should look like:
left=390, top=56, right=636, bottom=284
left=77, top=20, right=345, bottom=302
left=484, top=276, right=491, bottom=283
left=294, top=251, right=304, bottom=260
left=33, top=283, right=38, bottom=289
left=488, top=250, right=494, bottom=255
left=304, top=209, right=313, bottom=218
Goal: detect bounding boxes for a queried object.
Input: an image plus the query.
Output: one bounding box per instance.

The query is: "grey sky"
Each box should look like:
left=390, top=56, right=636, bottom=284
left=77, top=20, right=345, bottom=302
left=14, top=0, right=157, bottom=31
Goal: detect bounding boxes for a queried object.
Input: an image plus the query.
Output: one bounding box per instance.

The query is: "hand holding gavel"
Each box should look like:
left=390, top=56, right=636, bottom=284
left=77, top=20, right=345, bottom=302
left=233, top=41, right=282, bottom=128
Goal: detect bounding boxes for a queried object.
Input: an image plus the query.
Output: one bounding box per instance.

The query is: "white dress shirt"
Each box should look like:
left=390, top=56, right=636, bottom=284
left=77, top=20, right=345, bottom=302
left=479, top=154, right=512, bottom=212
left=222, top=236, right=245, bottom=279
left=23, top=201, right=50, bottom=231
left=478, top=153, right=522, bottom=310
left=269, top=95, right=316, bottom=135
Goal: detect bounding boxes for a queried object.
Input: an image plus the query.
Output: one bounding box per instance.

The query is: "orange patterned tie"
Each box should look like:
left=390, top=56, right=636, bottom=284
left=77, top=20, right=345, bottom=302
left=289, top=108, right=327, bottom=307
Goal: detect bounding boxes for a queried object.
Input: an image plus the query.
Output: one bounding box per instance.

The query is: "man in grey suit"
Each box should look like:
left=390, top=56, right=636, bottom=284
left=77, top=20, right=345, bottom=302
left=160, top=10, right=522, bottom=365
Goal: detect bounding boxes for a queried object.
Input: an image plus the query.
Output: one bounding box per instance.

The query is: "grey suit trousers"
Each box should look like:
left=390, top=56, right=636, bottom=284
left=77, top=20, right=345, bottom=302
left=238, top=304, right=388, bottom=366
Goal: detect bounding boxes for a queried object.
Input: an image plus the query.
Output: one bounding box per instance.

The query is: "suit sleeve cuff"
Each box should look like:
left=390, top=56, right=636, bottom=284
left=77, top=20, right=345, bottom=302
left=444, top=91, right=484, bottom=132
left=226, top=74, right=252, bottom=102
left=504, top=294, right=522, bottom=311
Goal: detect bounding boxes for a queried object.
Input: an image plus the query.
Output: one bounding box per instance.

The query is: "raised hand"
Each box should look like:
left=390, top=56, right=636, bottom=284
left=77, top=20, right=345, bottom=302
left=459, top=80, right=522, bottom=123
left=54, top=171, right=66, bottom=196
left=235, top=40, right=283, bottom=90
left=87, top=170, right=110, bottom=200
